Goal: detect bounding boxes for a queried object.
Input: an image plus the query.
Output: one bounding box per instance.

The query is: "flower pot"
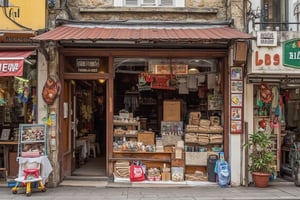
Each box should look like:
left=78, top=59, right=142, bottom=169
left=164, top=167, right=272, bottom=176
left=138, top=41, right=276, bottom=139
left=252, top=172, right=270, bottom=188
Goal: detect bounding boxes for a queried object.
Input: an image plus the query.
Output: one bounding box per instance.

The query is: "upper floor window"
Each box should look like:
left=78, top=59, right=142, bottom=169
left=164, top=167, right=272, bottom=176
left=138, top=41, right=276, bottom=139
left=261, top=0, right=288, bottom=31
left=114, top=0, right=184, bottom=7
left=295, top=1, right=300, bottom=31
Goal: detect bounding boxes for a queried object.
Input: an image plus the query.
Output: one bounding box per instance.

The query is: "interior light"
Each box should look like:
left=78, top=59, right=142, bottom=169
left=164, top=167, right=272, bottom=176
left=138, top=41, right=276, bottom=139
left=98, top=79, right=105, bottom=84
left=188, top=68, right=199, bottom=74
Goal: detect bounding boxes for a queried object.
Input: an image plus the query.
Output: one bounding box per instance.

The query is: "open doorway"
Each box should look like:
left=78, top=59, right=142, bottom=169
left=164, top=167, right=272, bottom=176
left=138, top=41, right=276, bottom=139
left=71, top=79, right=107, bottom=177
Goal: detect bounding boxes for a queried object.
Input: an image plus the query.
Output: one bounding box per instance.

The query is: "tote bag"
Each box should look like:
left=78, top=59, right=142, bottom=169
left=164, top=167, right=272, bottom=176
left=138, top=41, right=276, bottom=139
left=130, top=164, right=145, bottom=182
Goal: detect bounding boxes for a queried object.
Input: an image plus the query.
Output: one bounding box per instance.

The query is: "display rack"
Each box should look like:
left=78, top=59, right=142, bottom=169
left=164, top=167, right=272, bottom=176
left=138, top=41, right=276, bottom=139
left=17, top=124, right=47, bottom=158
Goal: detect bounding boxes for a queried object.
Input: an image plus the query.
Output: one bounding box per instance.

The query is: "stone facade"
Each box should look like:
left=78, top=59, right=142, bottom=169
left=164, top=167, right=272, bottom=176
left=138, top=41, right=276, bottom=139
left=48, top=0, right=245, bottom=30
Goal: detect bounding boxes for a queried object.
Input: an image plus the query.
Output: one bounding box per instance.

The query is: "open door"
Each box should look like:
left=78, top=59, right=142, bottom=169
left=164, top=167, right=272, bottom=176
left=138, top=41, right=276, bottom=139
left=59, top=80, right=76, bottom=179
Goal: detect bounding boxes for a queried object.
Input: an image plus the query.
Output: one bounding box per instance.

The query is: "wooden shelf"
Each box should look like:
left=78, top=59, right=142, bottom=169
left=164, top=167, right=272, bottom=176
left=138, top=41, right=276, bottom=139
left=114, top=134, right=138, bottom=138
left=111, top=151, right=172, bottom=163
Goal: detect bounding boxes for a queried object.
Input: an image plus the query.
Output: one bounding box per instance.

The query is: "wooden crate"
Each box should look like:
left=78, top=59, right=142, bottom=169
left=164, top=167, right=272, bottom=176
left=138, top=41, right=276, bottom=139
left=138, top=131, right=155, bottom=145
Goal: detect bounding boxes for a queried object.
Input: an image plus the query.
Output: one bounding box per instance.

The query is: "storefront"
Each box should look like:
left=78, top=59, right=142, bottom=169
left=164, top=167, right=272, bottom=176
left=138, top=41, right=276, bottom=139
left=244, top=32, right=300, bottom=185
left=31, top=20, right=253, bottom=185
left=0, top=0, right=48, bottom=184
left=0, top=37, right=38, bottom=178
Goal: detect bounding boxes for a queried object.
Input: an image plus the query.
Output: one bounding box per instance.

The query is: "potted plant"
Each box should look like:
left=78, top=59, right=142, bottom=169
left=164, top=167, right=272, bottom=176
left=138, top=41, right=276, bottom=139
left=244, top=131, right=275, bottom=187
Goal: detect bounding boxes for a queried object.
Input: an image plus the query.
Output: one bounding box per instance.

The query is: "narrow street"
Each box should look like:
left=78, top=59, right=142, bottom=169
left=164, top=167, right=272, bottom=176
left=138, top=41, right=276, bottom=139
left=1, top=182, right=300, bottom=200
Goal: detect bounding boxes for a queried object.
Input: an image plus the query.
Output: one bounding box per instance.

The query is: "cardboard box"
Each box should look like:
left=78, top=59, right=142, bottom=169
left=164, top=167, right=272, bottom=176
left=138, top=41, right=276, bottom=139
left=163, top=100, right=181, bottom=121
left=161, top=172, right=171, bottom=181
left=138, top=131, right=155, bottom=145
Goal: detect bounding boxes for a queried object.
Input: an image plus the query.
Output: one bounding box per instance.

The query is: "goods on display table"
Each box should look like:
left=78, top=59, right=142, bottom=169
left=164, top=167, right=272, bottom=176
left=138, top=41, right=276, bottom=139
left=112, top=99, right=224, bottom=183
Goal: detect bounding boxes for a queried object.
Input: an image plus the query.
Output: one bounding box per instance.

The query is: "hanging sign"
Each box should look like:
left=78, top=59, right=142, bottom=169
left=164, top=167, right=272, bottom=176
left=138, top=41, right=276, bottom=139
left=283, top=38, right=300, bottom=68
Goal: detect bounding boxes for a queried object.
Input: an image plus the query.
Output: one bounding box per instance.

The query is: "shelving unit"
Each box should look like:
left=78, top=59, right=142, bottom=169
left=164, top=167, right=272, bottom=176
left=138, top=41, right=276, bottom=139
left=113, top=121, right=140, bottom=144
left=183, top=121, right=223, bottom=181
left=139, top=91, right=159, bottom=132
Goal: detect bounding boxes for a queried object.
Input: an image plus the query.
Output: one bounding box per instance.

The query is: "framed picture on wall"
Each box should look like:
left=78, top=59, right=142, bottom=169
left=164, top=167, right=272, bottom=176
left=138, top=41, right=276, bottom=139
left=231, top=93, right=243, bottom=107
left=154, top=64, right=171, bottom=74
left=231, top=107, right=242, bottom=120
left=231, top=81, right=243, bottom=93
left=231, top=67, right=243, bottom=80
left=231, top=121, right=242, bottom=134
left=0, top=129, right=10, bottom=140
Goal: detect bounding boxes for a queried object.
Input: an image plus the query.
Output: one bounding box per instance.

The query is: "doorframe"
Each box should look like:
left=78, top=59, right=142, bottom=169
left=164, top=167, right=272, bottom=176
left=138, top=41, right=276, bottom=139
left=58, top=50, right=114, bottom=179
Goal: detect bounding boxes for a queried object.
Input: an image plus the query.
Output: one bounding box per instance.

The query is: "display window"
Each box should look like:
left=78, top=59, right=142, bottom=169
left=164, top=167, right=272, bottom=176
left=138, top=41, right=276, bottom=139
left=112, top=56, right=225, bottom=182
left=0, top=60, right=37, bottom=128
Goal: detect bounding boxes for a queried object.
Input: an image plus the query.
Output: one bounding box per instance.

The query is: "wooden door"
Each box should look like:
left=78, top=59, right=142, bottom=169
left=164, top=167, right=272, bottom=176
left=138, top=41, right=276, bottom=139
left=59, top=80, right=75, bottom=179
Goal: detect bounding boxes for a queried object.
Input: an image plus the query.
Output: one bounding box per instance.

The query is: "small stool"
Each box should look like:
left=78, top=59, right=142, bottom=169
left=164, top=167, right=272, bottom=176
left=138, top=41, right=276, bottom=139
left=23, top=168, right=39, bottom=180
left=0, top=168, right=8, bottom=181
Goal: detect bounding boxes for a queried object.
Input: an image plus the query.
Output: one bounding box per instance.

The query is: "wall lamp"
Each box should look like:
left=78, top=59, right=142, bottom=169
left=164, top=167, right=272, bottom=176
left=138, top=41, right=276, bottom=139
left=233, top=41, right=249, bottom=66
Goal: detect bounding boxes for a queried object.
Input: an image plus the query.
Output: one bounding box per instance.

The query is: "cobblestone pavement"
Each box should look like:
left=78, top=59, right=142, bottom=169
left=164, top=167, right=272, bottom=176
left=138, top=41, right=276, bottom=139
left=1, top=182, right=300, bottom=200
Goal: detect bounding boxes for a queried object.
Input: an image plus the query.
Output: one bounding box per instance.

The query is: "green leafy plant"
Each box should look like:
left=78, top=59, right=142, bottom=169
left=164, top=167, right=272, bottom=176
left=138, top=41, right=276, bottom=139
left=244, top=131, right=275, bottom=174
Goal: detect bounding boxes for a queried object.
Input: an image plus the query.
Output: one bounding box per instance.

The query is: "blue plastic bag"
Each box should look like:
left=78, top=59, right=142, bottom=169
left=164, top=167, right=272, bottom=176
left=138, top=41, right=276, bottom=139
left=214, top=160, right=230, bottom=187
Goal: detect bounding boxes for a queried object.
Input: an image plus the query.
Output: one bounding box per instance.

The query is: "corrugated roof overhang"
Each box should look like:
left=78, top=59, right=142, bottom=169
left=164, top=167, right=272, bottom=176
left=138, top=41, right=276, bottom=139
left=32, top=24, right=254, bottom=44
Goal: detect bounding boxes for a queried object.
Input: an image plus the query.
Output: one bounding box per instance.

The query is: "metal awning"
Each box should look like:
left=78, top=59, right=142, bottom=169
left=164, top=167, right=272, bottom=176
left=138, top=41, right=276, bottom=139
left=32, top=24, right=254, bottom=42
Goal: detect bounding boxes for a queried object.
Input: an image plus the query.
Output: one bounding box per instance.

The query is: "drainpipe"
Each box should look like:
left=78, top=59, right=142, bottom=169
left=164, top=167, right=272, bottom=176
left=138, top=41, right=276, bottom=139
left=244, top=122, right=249, bottom=187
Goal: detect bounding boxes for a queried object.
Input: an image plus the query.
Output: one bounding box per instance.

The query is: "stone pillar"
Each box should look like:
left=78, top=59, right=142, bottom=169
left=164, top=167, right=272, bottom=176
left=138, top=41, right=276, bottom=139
left=37, top=42, right=60, bottom=187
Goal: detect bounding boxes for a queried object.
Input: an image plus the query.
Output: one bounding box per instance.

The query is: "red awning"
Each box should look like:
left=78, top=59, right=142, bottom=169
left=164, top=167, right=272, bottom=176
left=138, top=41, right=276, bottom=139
left=32, top=25, right=254, bottom=42
left=0, top=50, right=34, bottom=76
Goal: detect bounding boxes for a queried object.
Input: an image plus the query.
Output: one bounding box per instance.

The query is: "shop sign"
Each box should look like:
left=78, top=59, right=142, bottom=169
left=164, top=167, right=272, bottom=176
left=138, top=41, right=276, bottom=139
left=76, top=58, right=99, bottom=73
left=256, top=31, right=277, bottom=47
left=250, top=46, right=300, bottom=74
left=0, top=32, right=36, bottom=43
left=0, top=60, right=23, bottom=76
left=151, top=74, right=176, bottom=90
left=283, top=38, right=300, bottom=68
left=0, top=0, right=46, bottom=31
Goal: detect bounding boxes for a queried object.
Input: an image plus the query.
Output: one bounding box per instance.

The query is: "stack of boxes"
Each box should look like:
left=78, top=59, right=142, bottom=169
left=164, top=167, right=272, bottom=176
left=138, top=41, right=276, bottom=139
left=162, top=99, right=185, bottom=181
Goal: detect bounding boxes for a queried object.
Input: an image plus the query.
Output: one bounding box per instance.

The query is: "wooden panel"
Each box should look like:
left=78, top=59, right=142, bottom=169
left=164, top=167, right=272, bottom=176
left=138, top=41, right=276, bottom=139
left=9, top=152, right=18, bottom=176
left=185, top=166, right=207, bottom=174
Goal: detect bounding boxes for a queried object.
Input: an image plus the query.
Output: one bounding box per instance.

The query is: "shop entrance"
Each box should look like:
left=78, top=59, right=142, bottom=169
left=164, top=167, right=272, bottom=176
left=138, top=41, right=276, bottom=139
left=248, top=78, right=300, bottom=184
left=67, top=79, right=107, bottom=177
